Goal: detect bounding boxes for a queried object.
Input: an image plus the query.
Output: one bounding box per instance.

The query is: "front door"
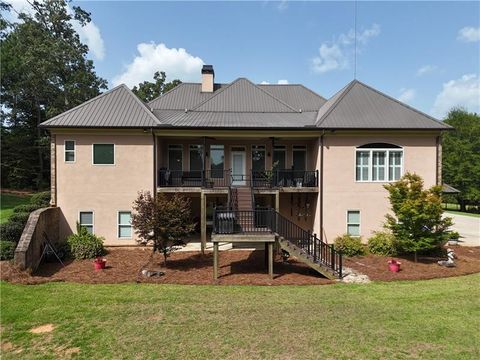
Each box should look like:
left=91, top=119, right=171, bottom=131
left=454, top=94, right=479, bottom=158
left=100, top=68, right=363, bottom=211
left=231, top=149, right=246, bottom=186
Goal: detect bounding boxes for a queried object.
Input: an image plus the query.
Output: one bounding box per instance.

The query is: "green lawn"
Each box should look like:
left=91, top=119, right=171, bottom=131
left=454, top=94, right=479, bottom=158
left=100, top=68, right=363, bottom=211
left=445, top=210, right=480, bottom=218
left=443, top=203, right=480, bottom=218
left=0, top=193, right=32, bottom=224
left=1, top=275, right=480, bottom=359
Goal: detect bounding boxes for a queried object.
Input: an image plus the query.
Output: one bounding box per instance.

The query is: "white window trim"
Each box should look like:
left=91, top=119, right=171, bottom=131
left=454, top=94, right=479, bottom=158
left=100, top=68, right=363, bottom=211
left=354, top=148, right=404, bottom=183
left=92, top=143, right=115, bottom=166
left=346, top=210, right=361, bottom=237
left=64, top=140, right=76, bottom=163
left=117, top=211, right=132, bottom=239
left=167, top=144, right=183, bottom=171
left=78, top=210, right=94, bottom=233
left=292, top=145, right=308, bottom=170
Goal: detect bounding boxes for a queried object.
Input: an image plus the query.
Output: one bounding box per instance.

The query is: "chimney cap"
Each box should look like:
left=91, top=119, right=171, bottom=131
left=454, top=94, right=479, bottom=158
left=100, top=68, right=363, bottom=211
left=201, top=65, right=214, bottom=75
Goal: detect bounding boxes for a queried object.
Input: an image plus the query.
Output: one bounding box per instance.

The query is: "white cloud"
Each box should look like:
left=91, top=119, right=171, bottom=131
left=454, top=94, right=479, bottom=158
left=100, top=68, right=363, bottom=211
left=112, top=42, right=204, bottom=87
left=431, top=74, right=480, bottom=118
left=457, top=27, right=480, bottom=42
left=277, top=79, right=289, bottom=84
left=397, top=88, right=416, bottom=103
left=5, top=0, right=105, bottom=61
left=312, top=24, right=380, bottom=74
left=277, top=1, right=288, bottom=12
left=260, top=81, right=270, bottom=84
left=71, top=20, right=105, bottom=60
left=312, top=43, right=348, bottom=74
left=416, top=65, right=438, bottom=77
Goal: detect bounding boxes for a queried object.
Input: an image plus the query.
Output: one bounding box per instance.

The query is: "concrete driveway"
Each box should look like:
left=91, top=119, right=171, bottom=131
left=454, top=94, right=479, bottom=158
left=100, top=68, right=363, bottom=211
left=447, top=212, right=480, bottom=247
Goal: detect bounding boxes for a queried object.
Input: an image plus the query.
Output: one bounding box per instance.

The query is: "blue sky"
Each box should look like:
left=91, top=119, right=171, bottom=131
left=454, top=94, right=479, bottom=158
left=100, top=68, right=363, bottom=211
left=8, top=1, right=480, bottom=118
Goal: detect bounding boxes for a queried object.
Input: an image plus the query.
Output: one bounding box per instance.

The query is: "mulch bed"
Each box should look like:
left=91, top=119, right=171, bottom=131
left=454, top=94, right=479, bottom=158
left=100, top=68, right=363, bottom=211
left=0, top=248, right=334, bottom=286
left=2, top=246, right=479, bottom=286
left=345, top=246, right=480, bottom=281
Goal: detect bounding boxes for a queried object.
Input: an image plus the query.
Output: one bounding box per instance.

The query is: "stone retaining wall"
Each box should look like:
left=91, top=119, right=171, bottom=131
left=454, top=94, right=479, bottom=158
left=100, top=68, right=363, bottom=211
left=14, top=207, right=60, bottom=271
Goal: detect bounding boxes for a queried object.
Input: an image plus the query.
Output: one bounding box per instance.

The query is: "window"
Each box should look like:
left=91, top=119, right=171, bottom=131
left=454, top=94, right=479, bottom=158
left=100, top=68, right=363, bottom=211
left=355, top=143, right=403, bottom=182
left=79, top=211, right=94, bottom=234
left=93, top=144, right=114, bottom=165
left=273, top=145, right=286, bottom=169
left=64, top=140, right=75, bottom=162
left=118, top=211, right=132, bottom=238
left=292, top=145, right=306, bottom=171
left=347, top=210, right=360, bottom=236
left=210, top=145, right=224, bottom=178
left=252, top=145, right=266, bottom=172
left=189, top=145, right=203, bottom=171
left=168, top=144, right=183, bottom=171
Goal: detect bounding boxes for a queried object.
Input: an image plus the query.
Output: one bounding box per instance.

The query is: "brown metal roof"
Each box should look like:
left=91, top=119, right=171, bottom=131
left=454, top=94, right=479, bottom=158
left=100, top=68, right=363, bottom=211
left=40, top=84, right=161, bottom=128
left=315, top=80, right=452, bottom=130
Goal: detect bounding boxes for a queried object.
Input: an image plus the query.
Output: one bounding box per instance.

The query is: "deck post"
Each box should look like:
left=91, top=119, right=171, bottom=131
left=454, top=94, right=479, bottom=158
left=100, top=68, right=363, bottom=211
left=213, top=241, right=219, bottom=280
left=201, top=191, right=207, bottom=254
left=268, top=242, right=273, bottom=278
left=275, top=191, right=280, bottom=213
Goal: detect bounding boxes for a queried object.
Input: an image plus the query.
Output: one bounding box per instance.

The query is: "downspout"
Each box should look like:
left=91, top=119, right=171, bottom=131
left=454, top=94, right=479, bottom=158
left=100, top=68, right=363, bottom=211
left=435, top=135, right=441, bottom=186
left=152, top=129, right=157, bottom=198
left=320, top=130, right=325, bottom=242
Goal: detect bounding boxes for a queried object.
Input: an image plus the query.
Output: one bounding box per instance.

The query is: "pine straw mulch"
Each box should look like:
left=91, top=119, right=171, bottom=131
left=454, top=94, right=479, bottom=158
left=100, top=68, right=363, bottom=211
left=2, top=246, right=479, bottom=286
left=0, top=248, right=334, bottom=286
left=345, top=246, right=480, bottom=281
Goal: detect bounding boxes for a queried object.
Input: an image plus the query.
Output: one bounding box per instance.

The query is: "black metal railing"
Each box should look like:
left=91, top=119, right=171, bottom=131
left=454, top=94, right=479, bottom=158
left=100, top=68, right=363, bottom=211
left=251, top=170, right=318, bottom=188
left=213, top=207, right=342, bottom=278
left=158, top=169, right=232, bottom=188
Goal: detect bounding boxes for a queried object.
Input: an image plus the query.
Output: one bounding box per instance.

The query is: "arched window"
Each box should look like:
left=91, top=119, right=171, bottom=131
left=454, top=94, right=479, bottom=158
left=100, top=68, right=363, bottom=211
left=355, top=143, right=403, bottom=182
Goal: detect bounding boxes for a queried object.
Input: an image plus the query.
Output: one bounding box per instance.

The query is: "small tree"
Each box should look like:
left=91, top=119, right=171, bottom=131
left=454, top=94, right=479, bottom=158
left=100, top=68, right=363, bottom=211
left=384, top=173, right=453, bottom=261
left=132, top=191, right=195, bottom=266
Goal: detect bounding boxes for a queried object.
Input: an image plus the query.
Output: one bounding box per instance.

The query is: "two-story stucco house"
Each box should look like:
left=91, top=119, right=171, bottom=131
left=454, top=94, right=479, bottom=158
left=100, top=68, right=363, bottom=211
left=40, top=65, right=451, bottom=277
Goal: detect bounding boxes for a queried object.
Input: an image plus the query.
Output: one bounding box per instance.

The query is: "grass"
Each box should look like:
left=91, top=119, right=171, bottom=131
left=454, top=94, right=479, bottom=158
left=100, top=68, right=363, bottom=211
left=443, top=203, right=480, bottom=218
left=0, top=193, right=32, bottom=224
left=445, top=209, right=480, bottom=218
left=1, top=275, right=480, bottom=359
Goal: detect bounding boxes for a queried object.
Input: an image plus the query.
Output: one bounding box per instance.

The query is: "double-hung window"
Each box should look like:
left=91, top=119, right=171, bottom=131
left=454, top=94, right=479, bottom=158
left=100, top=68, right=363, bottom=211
left=189, top=145, right=203, bottom=171
left=65, top=140, right=75, bottom=163
left=273, top=145, right=286, bottom=169
left=355, top=143, right=403, bottom=182
left=292, top=145, right=307, bottom=171
left=93, top=144, right=115, bottom=165
left=347, top=211, right=360, bottom=236
left=168, top=144, right=183, bottom=171
left=79, top=211, right=94, bottom=234
left=118, top=211, right=132, bottom=238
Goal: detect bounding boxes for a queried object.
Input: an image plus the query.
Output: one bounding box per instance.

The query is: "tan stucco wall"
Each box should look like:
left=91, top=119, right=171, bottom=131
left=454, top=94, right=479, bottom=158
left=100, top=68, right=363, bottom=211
left=55, top=133, right=154, bottom=245
left=319, top=134, right=438, bottom=243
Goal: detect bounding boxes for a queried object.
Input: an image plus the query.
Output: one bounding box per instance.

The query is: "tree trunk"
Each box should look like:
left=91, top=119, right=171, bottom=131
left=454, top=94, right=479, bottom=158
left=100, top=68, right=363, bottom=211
left=414, top=251, right=418, bottom=263
left=459, top=199, right=467, bottom=212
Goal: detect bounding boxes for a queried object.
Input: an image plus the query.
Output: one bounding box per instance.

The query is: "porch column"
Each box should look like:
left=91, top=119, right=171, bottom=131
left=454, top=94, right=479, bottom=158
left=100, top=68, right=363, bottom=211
left=275, top=191, right=280, bottom=213
left=268, top=242, right=273, bottom=278
left=50, top=134, right=56, bottom=206
left=201, top=191, right=207, bottom=253
left=213, top=241, right=219, bottom=280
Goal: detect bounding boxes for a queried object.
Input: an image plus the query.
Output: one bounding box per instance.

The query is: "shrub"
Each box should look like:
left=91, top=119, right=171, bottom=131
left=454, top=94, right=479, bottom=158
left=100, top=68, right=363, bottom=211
left=30, top=191, right=51, bottom=207
left=0, top=241, right=16, bottom=260
left=368, top=232, right=398, bottom=256
left=334, top=234, right=366, bottom=257
left=13, top=204, right=41, bottom=214
left=67, top=223, right=105, bottom=259
left=0, top=221, right=25, bottom=243
left=8, top=212, right=31, bottom=227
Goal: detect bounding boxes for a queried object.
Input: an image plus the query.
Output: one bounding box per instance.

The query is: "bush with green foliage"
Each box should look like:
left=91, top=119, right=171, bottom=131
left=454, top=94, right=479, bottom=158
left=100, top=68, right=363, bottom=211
left=13, top=204, right=41, bottom=214
left=8, top=212, right=31, bottom=226
left=334, top=234, right=366, bottom=256
left=368, top=232, right=397, bottom=256
left=384, top=173, right=453, bottom=260
left=0, top=221, right=25, bottom=243
left=0, top=240, right=16, bottom=260
left=67, top=223, right=106, bottom=259
left=29, top=191, right=51, bottom=207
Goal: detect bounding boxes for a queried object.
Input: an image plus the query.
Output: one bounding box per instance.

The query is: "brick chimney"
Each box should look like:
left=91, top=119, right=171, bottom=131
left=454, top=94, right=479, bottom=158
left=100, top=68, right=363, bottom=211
left=201, top=65, right=214, bottom=92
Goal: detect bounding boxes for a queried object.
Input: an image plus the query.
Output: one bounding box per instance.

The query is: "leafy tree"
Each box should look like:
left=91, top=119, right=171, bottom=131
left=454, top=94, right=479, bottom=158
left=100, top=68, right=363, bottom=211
left=384, top=173, right=453, bottom=261
left=442, top=108, right=480, bottom=211
left=131, top=191, right=195, bottom=266
left=1, top=0, right=107, bottom=189
left=132, top=71, right=181, bottom=102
